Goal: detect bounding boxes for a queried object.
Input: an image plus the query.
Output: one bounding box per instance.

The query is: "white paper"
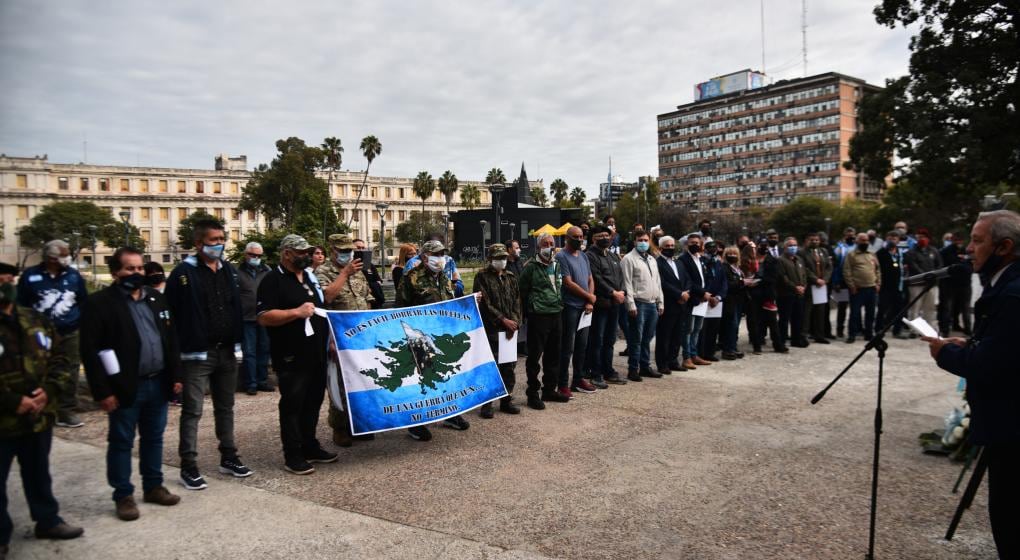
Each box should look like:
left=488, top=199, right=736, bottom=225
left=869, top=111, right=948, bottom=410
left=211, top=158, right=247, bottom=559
left=577, top=311, right=593, bottom=331
left=832, top=288, right=850, bottom=303
left=812, top=285, right=828, bottom=305
left=98, top=349, right=120, bottom=376
left=901, top=317, right=939, bottom=339
left=304, top=317, right=315, bottom=337
left=498, top=330, right=518, bottom=364
left=692, top=302, right=709, bottom=317
left=705, top=301, right=723, bottom=318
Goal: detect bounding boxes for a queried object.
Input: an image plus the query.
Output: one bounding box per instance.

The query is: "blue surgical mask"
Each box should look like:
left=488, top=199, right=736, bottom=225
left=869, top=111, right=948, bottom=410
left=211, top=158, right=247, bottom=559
left=636, top=241, right=650, bottom=253
left=336, top=252, right=353, bottom=266
left=202, top=243, right=225, bottom=260
left=247, top=257, right=261, bottom=267
left=786, top=246, right=799, bottom=256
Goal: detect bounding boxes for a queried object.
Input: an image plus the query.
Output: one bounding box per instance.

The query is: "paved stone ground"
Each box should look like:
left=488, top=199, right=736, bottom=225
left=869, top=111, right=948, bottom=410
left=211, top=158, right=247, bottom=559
left=11, top=329, right=999, bottom=559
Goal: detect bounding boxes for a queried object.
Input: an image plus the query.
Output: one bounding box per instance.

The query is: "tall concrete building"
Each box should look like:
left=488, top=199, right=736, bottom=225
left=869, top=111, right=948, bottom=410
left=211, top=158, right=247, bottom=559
left=657, top=71, right=885, bottom=214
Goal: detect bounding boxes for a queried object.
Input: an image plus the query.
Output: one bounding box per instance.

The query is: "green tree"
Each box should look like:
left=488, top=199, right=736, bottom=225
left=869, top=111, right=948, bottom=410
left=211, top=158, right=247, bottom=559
left=549, top=178, right=569, bottom=206
left=568, top=186, right=587, bottom=206
left=226, top=229, right=289, bottom=266
left=437, top=170, right=459, bottom=216
left=320, top=136, right=344, bottom=243
left=847, top=0, right=1019, bottom=231
left=176, top=210, right=221, bottom=251
left=529, top=185, right=548, bottom=207
left=412, top=171, right=436, bottom=242
left=17, top=201, right=145, bottom=264
left=612, top=179, right=659, bottom=235
left=485, top=168, right=506, bottom=186
left=240, top=137, right=338, bottom=234
left=395, top=211, right=446, bottom=243
left=460, top=184, right=482, bottom=210
left=768, top=197, right=838, bottom=241
left=349, top=135, right=382, bottom=227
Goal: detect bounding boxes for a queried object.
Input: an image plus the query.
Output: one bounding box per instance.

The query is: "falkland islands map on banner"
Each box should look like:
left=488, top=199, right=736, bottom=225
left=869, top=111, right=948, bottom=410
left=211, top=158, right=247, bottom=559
left=324, top=295, right=507, bottom=435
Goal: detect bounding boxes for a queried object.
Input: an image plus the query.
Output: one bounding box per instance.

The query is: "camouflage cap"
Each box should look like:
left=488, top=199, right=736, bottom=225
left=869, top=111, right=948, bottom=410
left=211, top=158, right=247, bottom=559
left=421, top=240, right=446, bottom=254
left=279, top=234, right=311, bottom=252
left=487, top=243, right=509, bottom=258
left=328, top=234, right=355, bottom=250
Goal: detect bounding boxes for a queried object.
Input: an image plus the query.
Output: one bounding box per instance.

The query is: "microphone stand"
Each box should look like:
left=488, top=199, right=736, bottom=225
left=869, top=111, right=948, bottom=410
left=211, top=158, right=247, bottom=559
left=811, top=276, right=938, bottom=560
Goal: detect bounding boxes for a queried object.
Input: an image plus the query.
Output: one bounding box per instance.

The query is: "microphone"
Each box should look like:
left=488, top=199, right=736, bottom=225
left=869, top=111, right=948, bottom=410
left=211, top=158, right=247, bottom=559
left=903, top=263, right=972, bottom=286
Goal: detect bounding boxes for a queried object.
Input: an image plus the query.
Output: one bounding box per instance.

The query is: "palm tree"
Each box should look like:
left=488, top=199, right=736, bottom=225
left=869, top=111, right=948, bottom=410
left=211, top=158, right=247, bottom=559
left=529, top=185, right=548, bottom=207
left=412, top=171, right=435, bottom=242
left=549, top=178, right=569, bottom=206
left=320, top=137, right=343, bottom=243
left=437, top=170, right=459, bottom=215
left=460, top=184, right=481, bottom=210
left=485, top=168, right=506, bottom=186
left=569, top=186, right=587, bottom=206
left=348, top=135, right=382, bottom=228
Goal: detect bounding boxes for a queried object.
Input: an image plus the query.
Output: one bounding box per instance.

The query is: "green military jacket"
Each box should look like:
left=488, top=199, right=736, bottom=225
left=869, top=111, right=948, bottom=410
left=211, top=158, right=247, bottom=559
left=0, top=305, right=67, bottom=438
left=316, top=261, right=373, bottom=311
left=518, top=257, right=563, bottom=315
left=472, top=268, right=522, bottom=335
left=396, top=263, right=453, bottom=307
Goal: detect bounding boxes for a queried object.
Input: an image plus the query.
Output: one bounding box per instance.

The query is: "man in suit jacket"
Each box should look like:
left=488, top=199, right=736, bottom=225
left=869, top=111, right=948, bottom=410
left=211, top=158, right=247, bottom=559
left=800, top=232, right=833, bottom=344
left=677, top=234, right=710, bottom=369
left=655, top=235, right=689, bottom=374
left=923, top=210, right=1020, bottom=559
left=776, top=237, right=809, bottom=348
left=81, top=247, right=183, bottom=521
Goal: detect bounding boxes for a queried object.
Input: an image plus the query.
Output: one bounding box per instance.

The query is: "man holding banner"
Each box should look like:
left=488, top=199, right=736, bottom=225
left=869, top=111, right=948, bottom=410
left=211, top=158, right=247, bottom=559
left=472, top=244, right=522, bottom=418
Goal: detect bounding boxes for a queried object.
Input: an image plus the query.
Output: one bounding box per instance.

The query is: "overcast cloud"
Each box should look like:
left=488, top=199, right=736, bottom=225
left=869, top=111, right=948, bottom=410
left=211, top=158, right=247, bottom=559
left=0, top=0, right=913, bottom=197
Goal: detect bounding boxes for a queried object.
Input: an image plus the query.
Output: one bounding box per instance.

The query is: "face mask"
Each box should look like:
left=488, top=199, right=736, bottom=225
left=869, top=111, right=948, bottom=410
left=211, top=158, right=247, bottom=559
left=845, top=236, right=855, bottom=244
left=725, top=256, right=739, bottom=264
left=491, top=259, right=507, bottom=271
left=767, top=239, right=779, bottom=247
left=539, top=247, right=554, bottom=260
left=809, top=241, right=819, bottom=248
left=292, top=254, right=312, bottom=270
left=943, top=240, right=953, bottom=248
left=857, top=242, right=870, bottom=251
left=119, top=273, right=145, bottom=291
left=580, top=240, right=587, bottom=251
left=917, top=238, right=930, bottom=248
left=979, top=249, right=1004, bottom=286
left=596, top=238, right=611, bottom=249
left=511, top=248, right=521, bottom=257
left=607, top=224, right=616, bottom=231
left=202, top=243, right=225, bottom=260
left=336, top=252, right=353, bottom=266
left=786, top=246, right=799, bottom=256
left=660, top=248, right=675, bottom=258
left=688, top=244, right=701, bottom=254
left=885, top=241, right=897, bottom=250
left=426, top=255, right=446, bottom=272
left=0, top=282, right=15, bottom=304
left=567, top=238, right=582, bottom=251
left=57, top=256, right=72, bottom=268
left=701, top=228, right=712, bottom=237
left=868, top=235, right=876, bottom=242
left=247, top=257, right=261, bottom=267
left=144, top=273, right=165, bottom=286
left=636, top=241, right=650, bottom=253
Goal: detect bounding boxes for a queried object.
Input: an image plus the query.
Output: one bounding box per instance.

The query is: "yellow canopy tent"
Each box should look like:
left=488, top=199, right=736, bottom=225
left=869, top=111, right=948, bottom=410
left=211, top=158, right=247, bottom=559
left=529, top=224, right=558, bottom=236
left=552, top=222, right=575, bottom=236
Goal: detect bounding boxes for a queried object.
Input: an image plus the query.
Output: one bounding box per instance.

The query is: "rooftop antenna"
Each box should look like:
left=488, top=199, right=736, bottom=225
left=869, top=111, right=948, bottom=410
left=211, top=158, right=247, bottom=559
left=760, top=0, right=766, bottom=73
left=801, top=0, right=808, bottom=77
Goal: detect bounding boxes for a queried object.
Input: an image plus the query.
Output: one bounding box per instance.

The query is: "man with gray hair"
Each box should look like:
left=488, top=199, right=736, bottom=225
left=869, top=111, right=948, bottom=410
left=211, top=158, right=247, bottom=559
left=17, top=239, right=89, bottom=428
left=922, top=209, right=1020, bottom=559
left=238, top=241, right=272, bottom=395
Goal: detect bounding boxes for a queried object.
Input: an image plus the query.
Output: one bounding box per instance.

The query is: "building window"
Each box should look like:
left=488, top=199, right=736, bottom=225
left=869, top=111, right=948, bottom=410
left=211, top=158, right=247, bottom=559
left=159, top=207, right=170, bottom=221
left=58, top=177, right=68, bottom=190
left=158, top=179, right=169, bottom=192
left=139, top=179, right=150, bottom=193
left=17, top=206, right=29, bottom=219
left=141, top=230, right=151, bottom=243
left=371, top=187, right=378, bottom=198
left=159, top=230, right=170, bottom=246
left=230, top=181, right=239, bottom=194
left=140, top=208, right=151, bottom=221
left=386, top=210, right=393, bottom=221
left=178, top=208, right=188, bottom=220
left=213, top=181, right=221, bottom=194
left=337, top=185, right=346, bottom=197
left=100, top=178, right=109, bottom=191
left=214, top=208, right=225, bottom=219
left=231, top=229, right=240, bottom=243
left=196, top=181, right=204, bottom=194
left=399, top=188, right=405, bottom=199
left=247, top=210, right=255, bottom=221
left=162, top=254, right=171, bottom=263
left=385, top=187, right=391, bottom=199
left=232, top=209, right=242, bottom=220
left=80, top=178, right=90, bottom=191
left=120, top=178, right=130, bottom=192
left=398, top=210, right=406, bottom=221
left=177, top=180, right=186, bottom=193
left=15, top=174, right=27, bottom=188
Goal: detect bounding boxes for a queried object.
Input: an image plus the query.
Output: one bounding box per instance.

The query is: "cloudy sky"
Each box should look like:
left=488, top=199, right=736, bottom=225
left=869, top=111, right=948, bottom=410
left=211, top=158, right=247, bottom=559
left=0, top=1, right=914, bottom=198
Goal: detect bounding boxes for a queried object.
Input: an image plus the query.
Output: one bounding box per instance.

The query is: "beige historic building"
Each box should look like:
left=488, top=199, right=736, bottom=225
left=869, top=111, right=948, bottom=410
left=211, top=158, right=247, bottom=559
left=0, top=153, right=501, bottom=268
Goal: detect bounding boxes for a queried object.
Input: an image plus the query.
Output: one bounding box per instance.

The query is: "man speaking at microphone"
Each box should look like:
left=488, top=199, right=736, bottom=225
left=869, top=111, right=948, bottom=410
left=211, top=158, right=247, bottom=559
left=922, top=210, right=1020, bottom=559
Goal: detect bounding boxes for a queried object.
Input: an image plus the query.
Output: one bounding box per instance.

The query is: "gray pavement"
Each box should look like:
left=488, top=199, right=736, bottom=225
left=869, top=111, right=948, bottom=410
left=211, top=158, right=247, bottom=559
left=7, top=330, right=999, bottom=559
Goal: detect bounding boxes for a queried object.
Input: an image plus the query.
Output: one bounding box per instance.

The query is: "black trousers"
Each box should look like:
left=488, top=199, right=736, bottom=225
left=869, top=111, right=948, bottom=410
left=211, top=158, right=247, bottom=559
left=276, top=366, right=326, bottom=461
left=986, top=444, right=1020, bottom=560
left=747, top=298, right=781, bottom=350
left=699, top=317, right=722, bottom=358
left=777, top=295, right=805, bottom=346
left=878, top=288, right=905, bottom=334
left=806, top=303, right=827, bottom=340
left=525, top=313, right=561, bottom=395
left=938, top=284, right=973, bottom=334
left=1, top=429, right=63, bottom=546
left=836, top=301, right=849, bottom=335
left=487, top=334, right=517, bottom=402
left=655, top=310, right=686, bottom=369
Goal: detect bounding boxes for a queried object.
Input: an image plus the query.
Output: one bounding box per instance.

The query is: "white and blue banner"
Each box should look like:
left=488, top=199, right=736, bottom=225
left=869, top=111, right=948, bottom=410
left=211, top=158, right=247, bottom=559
left=324, top=295, right=508, bottom=435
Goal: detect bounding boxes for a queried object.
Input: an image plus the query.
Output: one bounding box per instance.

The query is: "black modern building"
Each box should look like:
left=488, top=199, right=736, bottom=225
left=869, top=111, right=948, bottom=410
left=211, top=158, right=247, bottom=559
left=451, top=164, right=582, bottom=260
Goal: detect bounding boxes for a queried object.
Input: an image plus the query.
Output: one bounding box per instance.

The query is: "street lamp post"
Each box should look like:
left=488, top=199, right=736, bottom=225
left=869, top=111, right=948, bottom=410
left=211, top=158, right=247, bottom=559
left=824, top=217, right=832, bottom=241
left=375, top=203, right=388, bottom=281
left=479, top=220, right=488, bottom=252
left=70, top=230, right=81, bottom=269
left=441, top=212, right=449, bottom=245
left=118, top=210, right=131, bottom=247
left=486, top=183, right=506, bottom=245
left=86, top=224, right=98, bottom=285
left=509, top=222, right=516, bottom=245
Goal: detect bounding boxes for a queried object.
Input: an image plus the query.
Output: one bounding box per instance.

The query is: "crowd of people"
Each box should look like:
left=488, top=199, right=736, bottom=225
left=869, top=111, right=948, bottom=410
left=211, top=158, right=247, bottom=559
left=2, top=207, right=1016, bottom=558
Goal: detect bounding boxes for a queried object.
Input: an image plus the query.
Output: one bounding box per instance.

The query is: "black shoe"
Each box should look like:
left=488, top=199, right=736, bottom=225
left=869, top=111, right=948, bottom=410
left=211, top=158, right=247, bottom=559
left=641, top=369, right=663, bottom=378
left=605, top=375, right=627, bottom=385
left=791, top=340, right=809, bottom=348
left=703, top=355, right=720, bottom=362
left=245, top=387, right=258, bottom=395
left=752, top=346, right=763, bottom=355
left=618, top=349, right=630, bottom=356
left=256, top=383, right=275, bottom=392
left=721, top=352, right=739, bottom=360
left=408, top=426, right=433, bottom=441
left=825, top=333, right=836, bottom=340
left=812, top=338, right=830, bottom=344
left=527, top=395, right=546, bottom=410
left=443, top=415, right=470, bottom=430
left=284, top=459, right=315, bottom=475
left=304, top=447, right=339, bottom=464
left=353, top=434, right=375, bottom=441
left=541, top=391, right=570, bottom=403
left=626, top=371, right=643, bottom=382
left=499, top=401, right=521, bottom=414
left=836, top=330, right=844, bottom=339
left=179, top=467, right=208, bottom=490
left=479, top=403, right=495, bottom=419
left=773, top=346, right=789, bottom=353
left=845, top=336, right=856, bottom=344
left=35, top=521, right=84, bottom=540
left=218, top=456, right=253, bottom=478
left=669, top=362, right=687, bottom=372
left=55, top=414, right=84, bottom=428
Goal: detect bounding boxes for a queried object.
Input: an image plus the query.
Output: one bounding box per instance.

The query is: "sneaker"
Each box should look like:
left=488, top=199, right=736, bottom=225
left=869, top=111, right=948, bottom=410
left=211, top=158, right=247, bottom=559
left=170, top=398, right=182, bottom=407
left=179, top=467, right=208, bottom=490
left=557, top=387, right=573, bottom=400
left=55, top=414, right=84, bottom=428
left=143, top=486, right=180, bottom=506
left=408, top=426, right=433, bottom=441
left=499, top=400, right=522, bottom=414
left=284, top=459, right=315, bottom=475
left=591, top=379, right=609, bottom=389
left=443, top=415, right=470, bottom=431
left=572, top=380, right=597, bottom=393
left=527, top=394, right=546, bottom=410
left=35, top=521, right=85, bottom=539
left=114, top=496, right=139, bottom=521
left=604, top=375, right=627, bottom=385
left=479, top=403, right=495, bottom=419
left=304, top=447, right=339, bottom=464
left=763, top=301, right=778, bottom=312
left=627, top=371, right=643, bottom=382
left=218, top=456, right=253, bottom=478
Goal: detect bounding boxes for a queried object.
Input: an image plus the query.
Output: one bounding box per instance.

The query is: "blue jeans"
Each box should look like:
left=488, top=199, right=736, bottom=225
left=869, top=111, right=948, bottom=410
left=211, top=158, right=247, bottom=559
left=1, top=429, right=63, bottom=545
left=108, top=377, right=169, bottom=501
left=721, top=301, right=743, bottom=353
left=242, top=320, right=271, bottom=390
left=559, top=305, right=591, bottom=388
left=587, top=304, right=620, bottom=380
left=683, top=313, right=705, bottom=359
left=626, top=302, right=658, bottom=372
left=849, top=287, right=877, bottom=338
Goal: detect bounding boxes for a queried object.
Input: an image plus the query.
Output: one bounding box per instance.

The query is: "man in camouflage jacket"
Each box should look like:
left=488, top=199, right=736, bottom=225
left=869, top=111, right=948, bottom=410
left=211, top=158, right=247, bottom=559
left=472, top=244, right=522, bottom=418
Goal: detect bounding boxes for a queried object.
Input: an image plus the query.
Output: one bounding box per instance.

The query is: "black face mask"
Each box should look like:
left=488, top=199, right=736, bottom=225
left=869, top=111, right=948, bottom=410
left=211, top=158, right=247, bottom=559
left=660, top=248, right=675, bottom=258
left=0, top=282, right=15, bottom=305
left=845, top=236, right=855, bottom=244
left=118, top=273, right=145, bottom=291
left=767, top=238, right=778, bottom=247
left=885, top=241, right=897, bottom=250
left=979, top=248, right=1004, bottom=286
left=857, top=242, right=870, bottom=251
left=725, top=256, right=739, bottom=264
left=688, top=244, right=701, bottom=254
left=701, top=228, right=712, bottom=237
left=595, top=238, right=611, bottom=249
left=144, top=273, right=165, bottom=286
left=567, top=238, right=582, bottom=251
left=292, top=254, right=312, bottom=270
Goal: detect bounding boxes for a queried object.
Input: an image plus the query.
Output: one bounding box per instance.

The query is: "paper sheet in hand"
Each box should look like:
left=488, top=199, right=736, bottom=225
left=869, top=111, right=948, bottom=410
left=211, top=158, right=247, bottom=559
left=498, top=330, right=518, bottom=364
left=812, top=285, right=828, bottom=305
left=577, top=311, right=593, bottom=331
left=692, top=302, right=709, bottom=317
left=901, top=317, right=939, bottom=338
left=98, top=349, right=120, bottom=376
left=832, top=289, right=850, bottom=303
left=705, top=302, right=723, bottom=318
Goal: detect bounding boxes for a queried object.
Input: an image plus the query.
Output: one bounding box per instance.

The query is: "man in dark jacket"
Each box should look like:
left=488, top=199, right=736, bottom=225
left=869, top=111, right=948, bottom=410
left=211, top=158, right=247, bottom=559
left=678, top=234, right=710, bottom=369
left=81, top=247, right=183, bottom=521
left=698, top=241, right=728, bottom=361
left=937, top=233, right=972, bottom=336
left=655, top=235, right=689, bottom=374
left=238, top=242, right=272, bottom=395
left=903, top=228, right=943, bottom=330
left=164, top=219, right=250, bottom=490
left=800, top=233, right=833, bottom=344
left=586, top=226, right=627, bottom=385
left=923, top=210, right=1020, bottom=559
left=876, top=231, right=907, bottom=338
left=472, top=244, right=523, bottom=418
left=776, top=237, right=809, bottom=349
left=1, top=262, right=83, bottom=552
